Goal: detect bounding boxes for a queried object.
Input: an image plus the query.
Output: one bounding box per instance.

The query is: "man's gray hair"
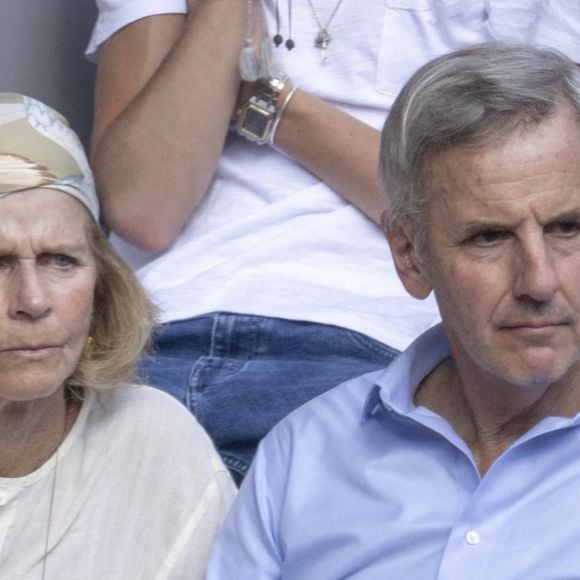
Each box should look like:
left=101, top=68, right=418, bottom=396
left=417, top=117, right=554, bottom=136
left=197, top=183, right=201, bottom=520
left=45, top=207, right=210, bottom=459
left=380, top=42, right=580, bottom=249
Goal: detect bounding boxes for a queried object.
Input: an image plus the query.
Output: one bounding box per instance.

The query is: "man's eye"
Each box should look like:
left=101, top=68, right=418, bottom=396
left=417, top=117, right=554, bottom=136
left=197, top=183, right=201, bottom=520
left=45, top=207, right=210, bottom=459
left=468, top=230, right=508, bottom=246
left=546, top=221, right=580, bottom=237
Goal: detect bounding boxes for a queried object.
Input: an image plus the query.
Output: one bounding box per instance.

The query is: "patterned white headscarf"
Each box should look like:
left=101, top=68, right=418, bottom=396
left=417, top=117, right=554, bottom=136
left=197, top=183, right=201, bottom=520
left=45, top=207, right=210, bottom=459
left=0, top=92, right=99, bottom=221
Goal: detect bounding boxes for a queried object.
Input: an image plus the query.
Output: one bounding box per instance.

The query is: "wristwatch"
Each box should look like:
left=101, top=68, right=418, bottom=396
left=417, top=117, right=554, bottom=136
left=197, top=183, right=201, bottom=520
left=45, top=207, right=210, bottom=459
left=236, top=76, right=288, bottom=145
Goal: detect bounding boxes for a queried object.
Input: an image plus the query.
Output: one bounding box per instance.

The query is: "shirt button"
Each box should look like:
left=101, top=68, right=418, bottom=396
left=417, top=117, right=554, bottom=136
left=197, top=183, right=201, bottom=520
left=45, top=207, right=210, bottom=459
left=465, top=530, right=480, bottom=545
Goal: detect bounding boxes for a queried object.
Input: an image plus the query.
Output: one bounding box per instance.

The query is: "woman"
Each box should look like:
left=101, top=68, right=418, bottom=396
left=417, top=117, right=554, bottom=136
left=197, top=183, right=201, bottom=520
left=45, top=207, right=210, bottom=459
left=0, top=93, right=235, bottom=579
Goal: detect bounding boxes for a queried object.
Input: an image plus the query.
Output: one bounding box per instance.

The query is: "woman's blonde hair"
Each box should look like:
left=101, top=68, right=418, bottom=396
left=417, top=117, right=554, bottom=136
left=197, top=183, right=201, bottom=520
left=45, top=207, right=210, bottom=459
left=68, top=219, right=157, bottom=392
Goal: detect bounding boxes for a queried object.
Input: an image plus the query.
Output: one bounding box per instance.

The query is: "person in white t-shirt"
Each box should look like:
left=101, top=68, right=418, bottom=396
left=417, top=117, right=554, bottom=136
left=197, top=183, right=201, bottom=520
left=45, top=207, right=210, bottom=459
left=86, top=0, right=580, bottom=483
left=0, top=93, right=235, bottom=579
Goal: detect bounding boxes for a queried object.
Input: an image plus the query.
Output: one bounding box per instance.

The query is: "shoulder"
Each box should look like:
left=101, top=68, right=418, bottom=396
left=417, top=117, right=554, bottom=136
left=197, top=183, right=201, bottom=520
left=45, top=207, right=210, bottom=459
left=258, top=370, right=381, bottom=462
left=252, top=327, right=447, bottom=475
left=73, top=386, right=235, bottom=578
left=286, top=369, right=380, bottom=423
left=207, top=372, right=383, bottom=577
left=92, top=384, right=208, bottom=439
left=95, top=382, right=187, bottom=415
left=86, top=385, right=236, bottom=516
left=88, top=385, right=230, bottom=479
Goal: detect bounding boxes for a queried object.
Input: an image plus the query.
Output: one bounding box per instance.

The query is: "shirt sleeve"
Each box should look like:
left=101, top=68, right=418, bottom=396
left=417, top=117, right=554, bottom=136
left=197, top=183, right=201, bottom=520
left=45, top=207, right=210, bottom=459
left=108, top=386, right=237, bottom=580
left=157, top=456, right=237, bottom=580
left=206, top=428, right=289, bottom=580
left=85, top=0, right=188, bottom=61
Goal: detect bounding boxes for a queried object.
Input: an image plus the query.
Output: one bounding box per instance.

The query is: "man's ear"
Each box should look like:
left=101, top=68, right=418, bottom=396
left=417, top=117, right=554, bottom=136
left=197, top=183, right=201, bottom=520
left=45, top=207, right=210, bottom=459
left=380, top=210, right=432, bottom=300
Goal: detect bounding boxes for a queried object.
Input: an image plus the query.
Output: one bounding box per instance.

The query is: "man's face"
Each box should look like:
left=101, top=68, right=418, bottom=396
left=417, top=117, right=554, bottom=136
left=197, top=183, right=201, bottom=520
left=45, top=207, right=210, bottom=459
left=418, top=108, right=580, bottom=390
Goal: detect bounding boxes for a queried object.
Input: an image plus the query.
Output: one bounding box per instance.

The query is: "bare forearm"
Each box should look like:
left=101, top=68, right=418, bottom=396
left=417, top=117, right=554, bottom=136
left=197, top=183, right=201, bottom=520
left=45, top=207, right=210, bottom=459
left=92, top=1, right=245, bottom=251
left=273, top=90, right=386, bottom=224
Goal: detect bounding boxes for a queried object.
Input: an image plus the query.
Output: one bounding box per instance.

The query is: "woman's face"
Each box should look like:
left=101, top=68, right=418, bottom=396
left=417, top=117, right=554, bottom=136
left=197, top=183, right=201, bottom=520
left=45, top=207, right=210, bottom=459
left=0, top=189, right=97, bottom=404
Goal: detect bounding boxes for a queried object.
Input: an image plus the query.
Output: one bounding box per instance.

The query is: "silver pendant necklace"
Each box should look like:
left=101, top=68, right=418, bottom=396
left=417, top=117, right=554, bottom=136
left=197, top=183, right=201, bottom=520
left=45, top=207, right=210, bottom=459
left=306, top=0, right=346, bottom=61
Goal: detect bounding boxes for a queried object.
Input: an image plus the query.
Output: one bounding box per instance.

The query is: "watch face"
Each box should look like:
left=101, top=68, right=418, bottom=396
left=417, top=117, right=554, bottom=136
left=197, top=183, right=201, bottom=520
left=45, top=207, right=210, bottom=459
left=241, top=104, right=273, bottom=141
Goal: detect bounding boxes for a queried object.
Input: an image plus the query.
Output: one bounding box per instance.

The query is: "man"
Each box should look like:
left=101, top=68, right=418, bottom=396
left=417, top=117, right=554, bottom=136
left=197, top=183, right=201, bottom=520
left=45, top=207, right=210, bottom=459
left=206, top=43, right=580, bottom=578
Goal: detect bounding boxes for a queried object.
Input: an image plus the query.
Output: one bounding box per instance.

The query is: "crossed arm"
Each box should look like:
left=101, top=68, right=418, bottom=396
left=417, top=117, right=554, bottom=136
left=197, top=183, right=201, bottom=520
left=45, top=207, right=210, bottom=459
left=91, top=0, right=385, bottom=253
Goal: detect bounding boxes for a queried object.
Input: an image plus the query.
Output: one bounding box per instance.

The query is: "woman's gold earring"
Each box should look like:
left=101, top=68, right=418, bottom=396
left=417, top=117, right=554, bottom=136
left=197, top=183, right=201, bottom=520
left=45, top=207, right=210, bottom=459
left=85, top=336, right=94, bottom=358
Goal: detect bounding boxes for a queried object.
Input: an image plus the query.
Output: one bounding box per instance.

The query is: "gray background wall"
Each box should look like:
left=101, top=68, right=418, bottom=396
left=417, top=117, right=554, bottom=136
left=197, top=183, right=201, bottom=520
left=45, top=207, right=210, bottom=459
left=0, top=0, right=98, bottom=147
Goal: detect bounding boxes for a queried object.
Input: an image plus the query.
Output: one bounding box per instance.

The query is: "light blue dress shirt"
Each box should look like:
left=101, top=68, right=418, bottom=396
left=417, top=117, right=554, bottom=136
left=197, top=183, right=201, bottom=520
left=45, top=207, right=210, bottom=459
left=207, top=325, right=580, bottom=579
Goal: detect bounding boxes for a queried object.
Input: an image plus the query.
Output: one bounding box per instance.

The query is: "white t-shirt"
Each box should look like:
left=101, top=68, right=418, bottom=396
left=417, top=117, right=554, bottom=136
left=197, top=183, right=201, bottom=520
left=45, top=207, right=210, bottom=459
left=87, top=0, right=580, bottom=352
left=0, top=386, right=236, bottom=579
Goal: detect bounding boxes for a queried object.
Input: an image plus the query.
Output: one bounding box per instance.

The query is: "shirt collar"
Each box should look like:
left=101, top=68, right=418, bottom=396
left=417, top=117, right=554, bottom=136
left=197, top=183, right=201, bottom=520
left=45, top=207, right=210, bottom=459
left=363, top=324, right=450, bottom=420
left=363, top=323, right=580, bottom=439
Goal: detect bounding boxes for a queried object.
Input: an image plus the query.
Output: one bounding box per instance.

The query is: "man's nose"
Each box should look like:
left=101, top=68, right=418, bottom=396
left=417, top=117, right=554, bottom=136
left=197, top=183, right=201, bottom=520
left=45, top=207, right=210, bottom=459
left=513, top=239, right=559, bottom=304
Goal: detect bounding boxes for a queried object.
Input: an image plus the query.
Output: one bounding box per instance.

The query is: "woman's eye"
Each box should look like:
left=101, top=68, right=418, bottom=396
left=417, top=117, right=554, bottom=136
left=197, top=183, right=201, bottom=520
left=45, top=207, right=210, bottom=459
left=41, top=253, right=76, bottom=268
left=54, top=254, right=75, bottom=267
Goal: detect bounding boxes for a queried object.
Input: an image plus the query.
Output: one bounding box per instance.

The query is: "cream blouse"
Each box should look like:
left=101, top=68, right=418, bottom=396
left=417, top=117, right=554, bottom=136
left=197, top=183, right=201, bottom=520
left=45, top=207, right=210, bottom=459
left=0, top=385, right=236, bottom=579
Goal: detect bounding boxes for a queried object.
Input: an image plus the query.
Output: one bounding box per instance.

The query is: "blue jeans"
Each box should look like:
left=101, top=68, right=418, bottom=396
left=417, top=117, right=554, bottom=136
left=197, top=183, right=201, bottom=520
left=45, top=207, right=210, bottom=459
left=139, top=313, right=399, bottom=484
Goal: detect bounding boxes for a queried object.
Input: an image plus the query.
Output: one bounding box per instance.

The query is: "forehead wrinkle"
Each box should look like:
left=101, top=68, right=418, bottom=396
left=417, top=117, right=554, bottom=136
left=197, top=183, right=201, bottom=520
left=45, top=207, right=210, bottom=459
left=430, top=116, right=580, bottom=192
left=432, top=154, right=580, bottom=209
left=447, top=192, right=580, bottom=230
left=0, top=200, right=92, bottom=257
left=0, top=232, right=92, bottom=260
left=470, top=184, right=580, bottom=211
